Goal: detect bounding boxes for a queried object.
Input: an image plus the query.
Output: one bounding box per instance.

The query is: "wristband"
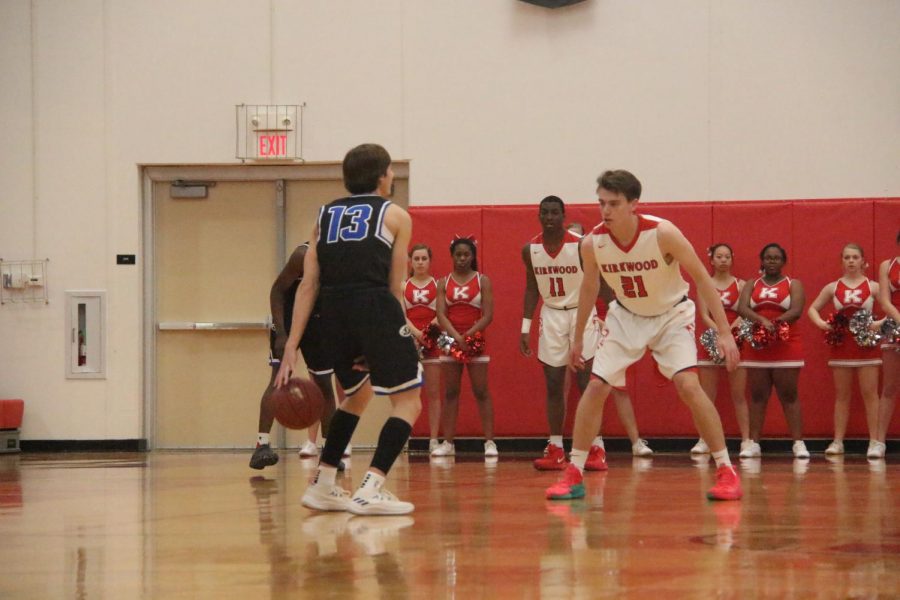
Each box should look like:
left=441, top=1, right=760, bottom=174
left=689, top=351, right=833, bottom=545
left=521, top=318, right=532, bottom=334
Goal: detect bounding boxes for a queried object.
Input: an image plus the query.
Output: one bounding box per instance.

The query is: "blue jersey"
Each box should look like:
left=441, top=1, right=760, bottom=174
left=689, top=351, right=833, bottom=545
left=316, top=195, right=394, bottom=291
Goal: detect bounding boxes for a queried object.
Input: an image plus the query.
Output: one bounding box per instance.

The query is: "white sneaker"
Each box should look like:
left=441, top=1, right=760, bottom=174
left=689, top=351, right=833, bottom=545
left=431, top=441, right=455, bottom=456
left=484, top=440, right=499, bottom=457
left=691, top=439, right=710, bottom=454
left=867, top=440, right=886, bottom=459
left=632, top=439, right=653, bottom=456
left=349, top=516, right=414, bottom=556
left=428, top=439, right=439, bottom=453
left=740, top=458, right=761, bottom=474
left=740, top=441, right=761, bottom=458
left=302, top=483, right=352, bottom=512
left=349, top=486, right=414, bottom=515
left=299, top=440, right=319, bottom=458
left=792, top=440, right=810, bottom=459
left=343, top=443, right=352, bottom=458
left=825, top=441, right=844, bottom=455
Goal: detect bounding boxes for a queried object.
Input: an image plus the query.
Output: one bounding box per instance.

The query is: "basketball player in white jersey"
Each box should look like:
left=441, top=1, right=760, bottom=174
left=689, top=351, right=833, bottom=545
left=546, top=170, right=742, bottom=502
left=521, top=196, right=651, bottom=471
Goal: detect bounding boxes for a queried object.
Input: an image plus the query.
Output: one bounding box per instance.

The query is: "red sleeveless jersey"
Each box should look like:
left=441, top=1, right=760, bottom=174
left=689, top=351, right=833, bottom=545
left=832, top=278, right=875, bottom=315
left=742, top=276, right=803, bottom=367
left=716, top=277, right=741, bottom=323
left=828, top=278, right=881, bottom=365
left=403, top=277, right=437, bottom=330
left=445, top=272, right=483, bottom=332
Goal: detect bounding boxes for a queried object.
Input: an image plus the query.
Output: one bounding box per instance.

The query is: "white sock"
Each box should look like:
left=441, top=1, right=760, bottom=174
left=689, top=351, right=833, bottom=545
left=359, top=471, right=385, bottom=491
left=569, top=449, right=588, bottom=473
left=592, top=436, right=604, bottom=449
left=257, top=433, right=269, bottom=446
left=712, top=448, right=732, bottom=468
left=313, top=465, right=337, bottom=487
left=549, top=435, right=563, bottom=448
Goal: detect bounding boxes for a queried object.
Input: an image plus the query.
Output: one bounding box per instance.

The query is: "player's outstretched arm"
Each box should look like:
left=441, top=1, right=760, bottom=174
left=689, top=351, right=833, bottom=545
left=275, top=227, right=320, bottom=387
left=657, top=221, right=738, bottom=370
left=270, top=245, right=307, bottom=358
left=571, top=235, right=600, bottom=370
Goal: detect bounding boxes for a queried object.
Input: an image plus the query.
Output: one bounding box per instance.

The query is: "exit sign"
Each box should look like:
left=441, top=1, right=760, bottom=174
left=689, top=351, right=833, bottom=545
left=258, top=134, right=288, bottom=158
left=236, top=104, right=303, bottom=161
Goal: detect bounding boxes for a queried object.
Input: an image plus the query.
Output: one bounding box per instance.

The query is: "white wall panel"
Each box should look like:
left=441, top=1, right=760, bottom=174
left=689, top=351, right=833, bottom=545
left=0, top=0, right=897, bottom=441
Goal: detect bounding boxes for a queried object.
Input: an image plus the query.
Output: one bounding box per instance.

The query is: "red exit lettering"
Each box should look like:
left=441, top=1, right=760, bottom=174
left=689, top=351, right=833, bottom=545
left=258, top=135, right=288, bottom=157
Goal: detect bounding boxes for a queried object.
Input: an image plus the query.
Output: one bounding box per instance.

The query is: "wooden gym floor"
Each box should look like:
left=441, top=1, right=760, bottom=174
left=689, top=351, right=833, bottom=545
left=1, top=449, right=898, bottom=598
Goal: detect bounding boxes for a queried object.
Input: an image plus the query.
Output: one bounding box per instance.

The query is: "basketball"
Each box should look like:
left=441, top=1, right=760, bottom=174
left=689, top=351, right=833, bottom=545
left=272, top=377, right=325, bottom=430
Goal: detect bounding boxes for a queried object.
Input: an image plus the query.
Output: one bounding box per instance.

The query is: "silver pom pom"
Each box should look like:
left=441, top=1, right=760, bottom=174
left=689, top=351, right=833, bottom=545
left=699, top=328, right=724, bottom=364
left=849, top=309, right=882, bottom=348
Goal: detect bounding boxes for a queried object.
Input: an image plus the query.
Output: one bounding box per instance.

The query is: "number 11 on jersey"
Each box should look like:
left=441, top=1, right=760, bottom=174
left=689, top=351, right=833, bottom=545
left=549, top=277, right=566, bottom=297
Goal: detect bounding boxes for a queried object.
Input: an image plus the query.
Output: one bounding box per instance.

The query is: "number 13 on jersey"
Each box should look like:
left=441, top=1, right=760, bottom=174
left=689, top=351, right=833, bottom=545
left=325, top=204, right=372, bottom=243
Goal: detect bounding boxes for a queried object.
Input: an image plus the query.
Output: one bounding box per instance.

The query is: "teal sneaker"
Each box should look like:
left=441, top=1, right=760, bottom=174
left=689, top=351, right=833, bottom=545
left=545, top=464, right=585, bottom=500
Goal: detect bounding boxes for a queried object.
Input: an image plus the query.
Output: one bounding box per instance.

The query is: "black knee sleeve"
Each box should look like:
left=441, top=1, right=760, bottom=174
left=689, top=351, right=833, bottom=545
left=370, top=417, right=413, bottom=475
left=320, top=409, right=360, bottom=467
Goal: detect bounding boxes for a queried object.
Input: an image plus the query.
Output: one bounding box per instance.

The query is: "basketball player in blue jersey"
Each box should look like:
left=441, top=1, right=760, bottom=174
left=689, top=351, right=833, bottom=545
left=546, top=170, right=743, bottom=502
left=276, top=143, right=423, bottom=515
left=249, top=243, right=343, bottom=470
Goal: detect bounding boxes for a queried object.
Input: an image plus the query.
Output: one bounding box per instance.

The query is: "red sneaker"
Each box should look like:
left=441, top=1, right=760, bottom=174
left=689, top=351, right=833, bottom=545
left=545, top=464, right=585, bottom=500
left=584, top=445, right=608, bottom=471
left=707, top=465, right=743, bottom=501
left=533, top=443, right=567, bottom=471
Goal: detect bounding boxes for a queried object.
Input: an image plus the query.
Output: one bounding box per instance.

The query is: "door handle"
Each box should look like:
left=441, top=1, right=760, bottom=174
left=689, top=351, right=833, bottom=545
left=158, top=321, right=270, bottom=331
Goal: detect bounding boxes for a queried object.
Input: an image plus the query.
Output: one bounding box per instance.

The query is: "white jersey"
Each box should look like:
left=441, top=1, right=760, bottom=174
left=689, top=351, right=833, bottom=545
left=590, top=214, right=689, bottom=317
left=529, top=230, right=584, bottom=309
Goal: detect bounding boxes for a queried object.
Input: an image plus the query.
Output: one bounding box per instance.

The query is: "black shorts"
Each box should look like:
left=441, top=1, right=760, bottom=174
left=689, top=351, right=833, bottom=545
left=320, top=287, right=422, bottom=396
left=269, top=311, right=333, bottom=375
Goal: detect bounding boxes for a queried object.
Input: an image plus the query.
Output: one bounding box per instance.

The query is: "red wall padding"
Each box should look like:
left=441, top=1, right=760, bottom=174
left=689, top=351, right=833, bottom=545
left=408, top=199, right=900, bottom=439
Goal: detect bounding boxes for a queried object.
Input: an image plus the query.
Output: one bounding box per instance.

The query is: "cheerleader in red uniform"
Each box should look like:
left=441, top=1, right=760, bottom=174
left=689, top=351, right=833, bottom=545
left=736, top=243, right=808, bottom=458
left=433, top=237, right=497, bottom=458
left=808, top=244, right=882, bottom=456
left=403, top=244, right=443, bottom=454
left=873, top=231, right=900, bottom=458
left=694, top=243, right=751, bottom=457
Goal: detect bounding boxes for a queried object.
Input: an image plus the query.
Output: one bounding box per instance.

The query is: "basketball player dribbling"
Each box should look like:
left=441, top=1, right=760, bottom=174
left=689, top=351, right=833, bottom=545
left=545, top=169, right=742, bottom=502
left=249, top=243, right=343, bottom=470
left=276, top=143, right=423, bottom=515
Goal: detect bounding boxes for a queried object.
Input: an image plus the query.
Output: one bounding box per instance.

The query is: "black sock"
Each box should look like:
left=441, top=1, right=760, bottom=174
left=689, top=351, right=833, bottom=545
left=370, top=417, right=413, bottom=475
left=320, top=409, right=359, bottom=467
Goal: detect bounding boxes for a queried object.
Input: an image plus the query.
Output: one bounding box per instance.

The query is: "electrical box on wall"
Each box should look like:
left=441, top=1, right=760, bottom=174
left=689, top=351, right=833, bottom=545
left=65, top=291, right=106, bottom=379
left=1, top=259, right=49, bottom=304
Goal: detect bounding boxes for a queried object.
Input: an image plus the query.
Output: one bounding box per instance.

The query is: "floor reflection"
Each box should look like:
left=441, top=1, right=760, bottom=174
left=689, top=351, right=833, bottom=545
left=0, top=451, right=897, bottom=597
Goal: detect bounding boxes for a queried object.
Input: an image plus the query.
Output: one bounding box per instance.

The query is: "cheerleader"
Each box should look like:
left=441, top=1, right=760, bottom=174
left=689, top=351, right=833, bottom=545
left=433, top=237, right=497, bottom=458
left=736, top=243, right=808, bottom=458
left=694, top=243, right=752, bottom=457
left=403, top=244, right=443, bottom=454
left=807, top=244, right=881, bottom=456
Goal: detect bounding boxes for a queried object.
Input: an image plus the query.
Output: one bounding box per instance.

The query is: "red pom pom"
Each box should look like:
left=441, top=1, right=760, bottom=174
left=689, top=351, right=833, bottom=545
left=824, top=313, right=848, bottom=346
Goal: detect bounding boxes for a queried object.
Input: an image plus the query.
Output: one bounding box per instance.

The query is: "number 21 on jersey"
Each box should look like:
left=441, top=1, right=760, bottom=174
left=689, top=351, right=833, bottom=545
left=621, top=275, right=648, bottom=298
